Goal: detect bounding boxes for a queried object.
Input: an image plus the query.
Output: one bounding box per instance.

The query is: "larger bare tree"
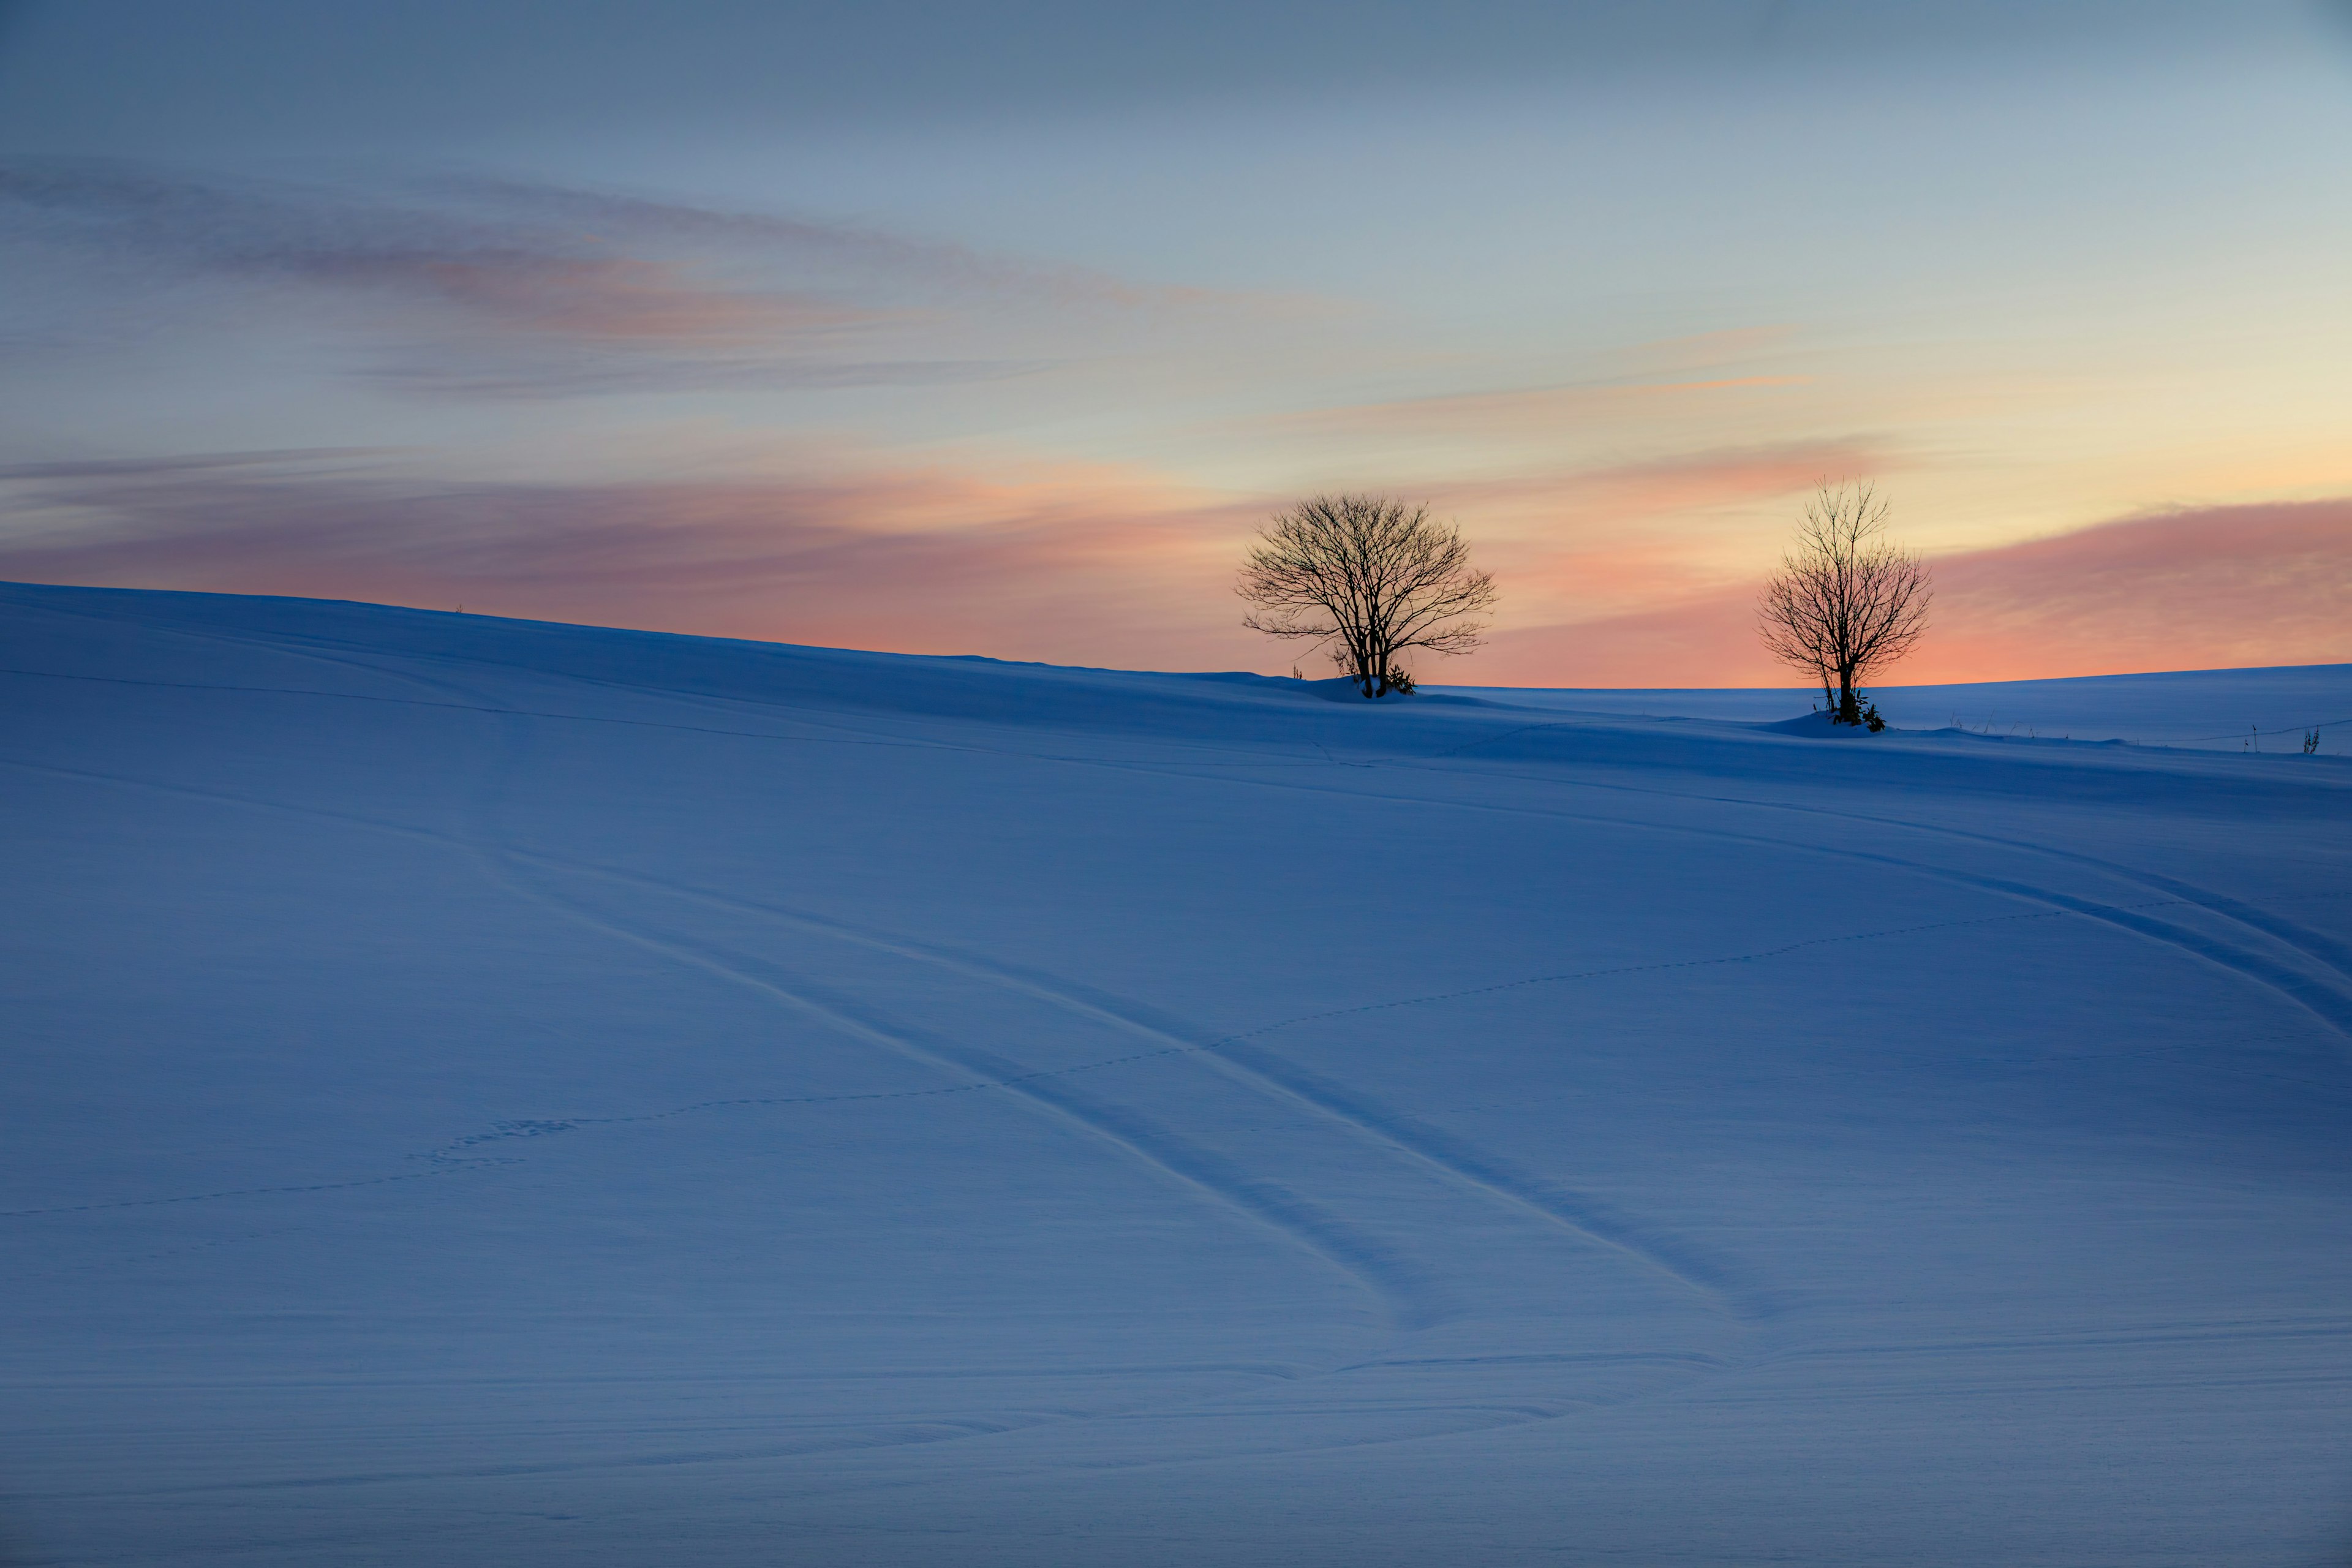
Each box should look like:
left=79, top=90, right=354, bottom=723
left=1238, top=494, right=1497, bottom=699
left=1758, top=482, right=1932, bottom=725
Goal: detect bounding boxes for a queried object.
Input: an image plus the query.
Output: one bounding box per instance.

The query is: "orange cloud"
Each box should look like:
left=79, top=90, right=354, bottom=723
left=0, top=454, right=1275, bottom=670
left=6, top=454, right=2342, bottom=688
left=1920, top=497, right=2352, bottom=682
left=1471, top=497, right=2352, bottom=687
left=1406, top=440, right=1891, bottom=622
left=1430, top=439, right=1884, bottom=521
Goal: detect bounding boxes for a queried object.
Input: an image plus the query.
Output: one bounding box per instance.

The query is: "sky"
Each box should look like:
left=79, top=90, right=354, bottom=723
left=2, top=1, right=2348, bottom=685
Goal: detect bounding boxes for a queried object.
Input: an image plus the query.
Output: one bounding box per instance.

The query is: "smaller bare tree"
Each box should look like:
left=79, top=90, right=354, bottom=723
left=1758, top=482, right=1931, bottom=725
left=1238, top=494, right=1497, bottom=698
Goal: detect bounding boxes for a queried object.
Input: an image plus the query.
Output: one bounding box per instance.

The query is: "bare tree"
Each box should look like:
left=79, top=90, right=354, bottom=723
left=1758, top=482, right=1931, bottom=725
left=1238, top=494, right=1497, bottom=698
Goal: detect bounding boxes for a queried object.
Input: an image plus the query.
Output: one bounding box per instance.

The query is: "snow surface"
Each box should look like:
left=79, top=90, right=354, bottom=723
left=1439, top=666, right=2352, bottom=748
left=4, top=579, right=2350, bottom=1567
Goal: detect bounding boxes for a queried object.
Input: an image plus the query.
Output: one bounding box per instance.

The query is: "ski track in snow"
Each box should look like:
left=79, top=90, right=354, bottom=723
left=486, top=849, right=1787, bottom=1324
left=1077, top=752, right=2352, bottom=1050
left=1402, top=745, right=2352, bottom=1012
left=219, top=631, right=1475, bottom=1337
left=492, top=848, right=1461, bottom=1335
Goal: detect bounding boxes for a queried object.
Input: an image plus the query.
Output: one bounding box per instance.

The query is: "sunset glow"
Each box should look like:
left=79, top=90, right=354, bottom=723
left=2, top=3, right=2347, bottom=683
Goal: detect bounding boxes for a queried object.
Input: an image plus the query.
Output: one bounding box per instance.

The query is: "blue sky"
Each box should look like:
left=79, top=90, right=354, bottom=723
left=3, top=1, right=2348, bottom=682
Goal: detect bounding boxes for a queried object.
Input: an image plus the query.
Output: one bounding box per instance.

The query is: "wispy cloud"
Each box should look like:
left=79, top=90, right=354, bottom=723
left=0, top=451, right=1270, bottom=668
left=1474, top=497, right=2352, bottom=686
left=6, top=450, right=2342, bottom=686
left=1921, top=497, right=2352, bottom=680
left=0, top=162, right=1227, bottom=398
left=1273, top=324, right=1814, bottom=454
left=1284, top=374, right=1812, bottom=440
left=1, top=165, right=823, bottom=338
left=0, top=437, right=1889, bottom=674
left=1428, top=439, right=1883, bottom=518
left=425, top=175, right=1224, bottom=312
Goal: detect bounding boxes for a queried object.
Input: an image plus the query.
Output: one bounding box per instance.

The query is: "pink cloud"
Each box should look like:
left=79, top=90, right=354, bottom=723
left=1, top=162, right=1261, bottom=397
left=0, top=456, right=1276, bottom=670
left=1472, top=497, right=2352, bottom=687
left=6, top=456, right=2343, bottom=687
left=1409, top=441, right=1891, bottom=618
left=1920, top=497, right=2352, bottom=681
left=1431, top=439, right=1885, bottom=521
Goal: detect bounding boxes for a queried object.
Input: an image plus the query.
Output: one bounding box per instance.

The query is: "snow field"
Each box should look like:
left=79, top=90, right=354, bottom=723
left=4, top=581, right=2350, bottom=1566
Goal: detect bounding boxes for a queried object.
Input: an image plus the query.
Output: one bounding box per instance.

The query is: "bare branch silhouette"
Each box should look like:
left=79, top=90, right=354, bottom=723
left=1758, top=481, right=1931, bottom=725
left=1238, top=494, right=1496, bottom=699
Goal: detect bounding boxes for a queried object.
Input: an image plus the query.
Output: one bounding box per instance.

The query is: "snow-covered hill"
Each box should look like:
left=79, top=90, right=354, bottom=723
left=1441, top=666, right=2352, bottom=748
left=6, top=581, right=2350, bottom=1567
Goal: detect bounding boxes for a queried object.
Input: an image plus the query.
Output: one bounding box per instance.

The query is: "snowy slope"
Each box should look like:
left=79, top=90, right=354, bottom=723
left=1441, top=665, right=2352, bottom=748
left=4, top=580, right=2350, bottom=1568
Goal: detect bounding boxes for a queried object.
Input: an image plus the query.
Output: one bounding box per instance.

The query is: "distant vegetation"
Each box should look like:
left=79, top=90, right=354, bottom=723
left=1238, top=494, right=1496, bottom=699
left=1237, top=482, right=1931, bottom=718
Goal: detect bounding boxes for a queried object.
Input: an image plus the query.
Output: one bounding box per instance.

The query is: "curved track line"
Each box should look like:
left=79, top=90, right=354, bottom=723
left=1801, top=804, right=2352, bottom=987
left=506, top=849, right=1783, bottom=1324
left=1862, top=858, right=2352, bottom=1038
left=1506, top=767, right=2352, bottom=1031
left=423, top=672, right=1467, bottom=1336
left=486, top=848, right=1453, bottom=1332
left=1068, top=755, right=2352, bottom=1051
left=1385, top=731, right=2352, bottom=1001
